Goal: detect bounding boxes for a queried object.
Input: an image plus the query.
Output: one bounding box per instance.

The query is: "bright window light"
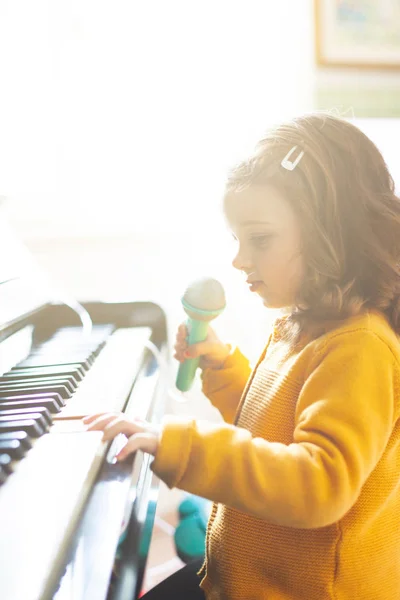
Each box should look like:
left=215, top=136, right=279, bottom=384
left=0, top=0, right=313, bottom=237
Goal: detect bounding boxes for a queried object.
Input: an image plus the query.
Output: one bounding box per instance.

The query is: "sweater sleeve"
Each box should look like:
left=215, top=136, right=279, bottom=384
left=200, top=347, right=252, bottom=423
left=151, top=330, right=399, bottom=528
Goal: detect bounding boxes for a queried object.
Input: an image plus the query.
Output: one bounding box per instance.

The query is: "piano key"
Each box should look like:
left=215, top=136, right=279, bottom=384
left=22, top=356, right=95, bottom=370
left=0, top=412, right=48, bottom=429
left=0, top=397, right=62, bottom=414
left=34, top=335, right=106, bottom=348
left=30, top=342, right=98, bottom=354
left=54, top=327, right=151, bottom=419
left=39, top=340, right=107, bottom=357
left=15, top=359, right=90, bottom=372
left=0, top=419, right=45, bottom=437
left=0, top=376, right=76, bottom=394
left=0, top=466, right=8, bottom=485
left=0, top=439, right=27, bottom=460
left=20, top=343, right=96, bottom=361
left=0, top=430, right=32, bottom=451
left=7, top=364, right=85, bottom=381
left=0, top=383, right=72, bottom=400
left=0, top=370, right=81, bottom=386
left=0, top=453, right=13, bottom=474
left=51, top=324, right=114, bottom=337
left=38, top=341, right=102, bottom=356
left=7, top=363, right=85, bottom=381
left=44, top=325, right=114, bottom=347
left=14, top=326, right=114, bottom=375
left=0, top=407, right=52, bottom=426
left=0, top=392, right=64, bottom=410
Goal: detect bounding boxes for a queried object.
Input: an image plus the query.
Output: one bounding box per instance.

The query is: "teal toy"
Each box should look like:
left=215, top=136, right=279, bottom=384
left=176, top=278, right=226, bottom=392
left=174, top=495, right=211, bottom=563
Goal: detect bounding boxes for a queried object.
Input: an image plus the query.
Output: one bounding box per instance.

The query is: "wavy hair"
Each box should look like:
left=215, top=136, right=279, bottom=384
left=226, top=112, right=400, bottom=342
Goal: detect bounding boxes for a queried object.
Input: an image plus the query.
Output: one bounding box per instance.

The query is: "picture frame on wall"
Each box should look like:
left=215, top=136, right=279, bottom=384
left=315, top=1, right=400, bottom=69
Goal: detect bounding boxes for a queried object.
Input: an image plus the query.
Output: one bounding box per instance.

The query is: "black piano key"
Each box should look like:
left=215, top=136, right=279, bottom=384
left=0, top=419, right=45, bottom=437
left=0, top=398, right=62, bottom=414
left=0, top=440, right=27, bottom=460
left=0, top=407, right=52, bottom=426
left=7, top=364, right=85, bottom=381
left=0, top=376, right=76, bottom=394
left=42, top=332, right=102, bottom=343
left=42, top=339, right=109, bottom=354
left=38, top=340, right=100, bottom=351
left=0, top=370, right=81, bottom=387
left=18, top=358, right=91, bottom=371
left=15, top=323, right=114, bottom=374
left=0, top=453, right=13, bottom=474
left=0, top=383, right=72, bottom=400
left=0, top=392, right=64, bottom=409
left=0, top=431, right=32, bottom=450
left=48, top=324, right=114, bottom=339
left=0, top=413, right=49, bottom=433
left=0, top=465, right=8, bottom=485
left=34, top=333, right=103, bottom=345
left=25, top=351, right=95, bottom=365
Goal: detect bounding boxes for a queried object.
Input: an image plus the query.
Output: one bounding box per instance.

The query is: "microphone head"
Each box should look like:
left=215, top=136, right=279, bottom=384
left=181, top=277, right=226, bottom=321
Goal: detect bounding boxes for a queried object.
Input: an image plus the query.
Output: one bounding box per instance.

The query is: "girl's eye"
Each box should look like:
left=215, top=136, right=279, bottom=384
left=250, top=234, right=273, bottom=248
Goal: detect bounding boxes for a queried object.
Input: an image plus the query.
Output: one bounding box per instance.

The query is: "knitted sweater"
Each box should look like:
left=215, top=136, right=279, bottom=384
left=151, top=310, right=400, bottom=599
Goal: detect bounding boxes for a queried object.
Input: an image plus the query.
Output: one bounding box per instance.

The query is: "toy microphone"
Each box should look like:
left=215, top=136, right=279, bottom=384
left=176, top=277, right=226, bottom=392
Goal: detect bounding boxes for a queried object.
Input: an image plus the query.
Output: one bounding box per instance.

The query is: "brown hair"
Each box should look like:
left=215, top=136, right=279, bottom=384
left=226, top=111, right=400, bottom=342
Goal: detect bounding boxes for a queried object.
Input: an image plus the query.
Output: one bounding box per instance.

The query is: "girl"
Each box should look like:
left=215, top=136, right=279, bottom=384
left=84, top=112, right=400, bottom=599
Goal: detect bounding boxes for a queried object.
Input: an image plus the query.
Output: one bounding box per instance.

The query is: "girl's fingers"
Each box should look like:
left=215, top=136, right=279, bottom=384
left=101, top=416, right=142, bottom=442
left=82, top=412, right=115, bottom=425
left=173, top=342, right=187, bottom=354
left=84, top=413, right=118, bottom=429
left=174, top=339, right=188, bottom=363
left=173, top=352, right=185, bottom=363
left=116, top=432, right=158, bottom=460
left=83, top=412, right=145, bottom=426
left=177, top=324, right=188, bottom=340
left=84, top=414, right=145, bottom=442
left=184, top=340, right=218, bottom=359
left=82, top=413, right=159, bottom=458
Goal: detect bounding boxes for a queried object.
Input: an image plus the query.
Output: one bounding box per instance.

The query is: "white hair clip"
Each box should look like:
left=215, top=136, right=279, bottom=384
left=281, top=145, right=304, bottom=171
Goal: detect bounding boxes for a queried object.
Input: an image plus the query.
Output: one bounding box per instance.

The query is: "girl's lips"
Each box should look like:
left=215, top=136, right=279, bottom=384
left=248, top=281, right=263, bottom=292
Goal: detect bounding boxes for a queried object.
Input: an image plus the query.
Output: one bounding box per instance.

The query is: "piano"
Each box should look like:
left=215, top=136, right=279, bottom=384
left=0, top=219, right=169, bottom=600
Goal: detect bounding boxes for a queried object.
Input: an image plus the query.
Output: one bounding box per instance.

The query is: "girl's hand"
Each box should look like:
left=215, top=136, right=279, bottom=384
left=82, top=412, right=161, bottom=460
left=173, top=323, right=231, bottom=370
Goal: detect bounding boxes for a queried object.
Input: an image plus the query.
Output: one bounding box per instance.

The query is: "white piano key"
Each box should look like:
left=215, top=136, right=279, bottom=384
left=53, top=327, right=151, bottom=419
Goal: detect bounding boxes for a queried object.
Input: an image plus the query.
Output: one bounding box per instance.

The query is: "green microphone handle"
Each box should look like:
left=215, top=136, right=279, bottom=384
left=176, top=318, right=209, bottom=392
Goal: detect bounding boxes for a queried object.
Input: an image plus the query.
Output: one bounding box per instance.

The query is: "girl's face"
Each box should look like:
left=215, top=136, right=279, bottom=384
left=224, top=184, right=304, bottom=309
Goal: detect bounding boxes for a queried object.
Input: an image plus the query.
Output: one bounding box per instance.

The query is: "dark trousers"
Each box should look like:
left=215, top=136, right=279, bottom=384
left=140, top=558, right=205, bottom=599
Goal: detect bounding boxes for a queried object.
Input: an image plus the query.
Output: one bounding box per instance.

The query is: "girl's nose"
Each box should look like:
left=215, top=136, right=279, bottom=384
left=232, top=249, right=252, bottom=272
left=232, top=254, right=241, bottom=271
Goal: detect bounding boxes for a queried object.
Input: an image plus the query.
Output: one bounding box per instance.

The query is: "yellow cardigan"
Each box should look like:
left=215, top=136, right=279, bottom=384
left=151, top=310, right=400, bottom=599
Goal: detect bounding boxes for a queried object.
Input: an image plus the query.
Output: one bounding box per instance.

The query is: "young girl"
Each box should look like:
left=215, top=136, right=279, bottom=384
left=84, top=112, right=400, bottom=599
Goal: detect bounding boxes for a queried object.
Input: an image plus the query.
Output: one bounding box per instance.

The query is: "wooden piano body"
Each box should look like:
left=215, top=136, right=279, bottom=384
left=0, top=224, right=169, bottom=600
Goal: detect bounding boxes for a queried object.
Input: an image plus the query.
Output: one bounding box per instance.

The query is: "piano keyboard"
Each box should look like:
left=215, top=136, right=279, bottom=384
left=0, top=323, right=152, bottom=600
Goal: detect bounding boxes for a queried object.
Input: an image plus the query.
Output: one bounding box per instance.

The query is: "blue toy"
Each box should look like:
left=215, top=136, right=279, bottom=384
left=174, top=494, right=211, bottom=563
